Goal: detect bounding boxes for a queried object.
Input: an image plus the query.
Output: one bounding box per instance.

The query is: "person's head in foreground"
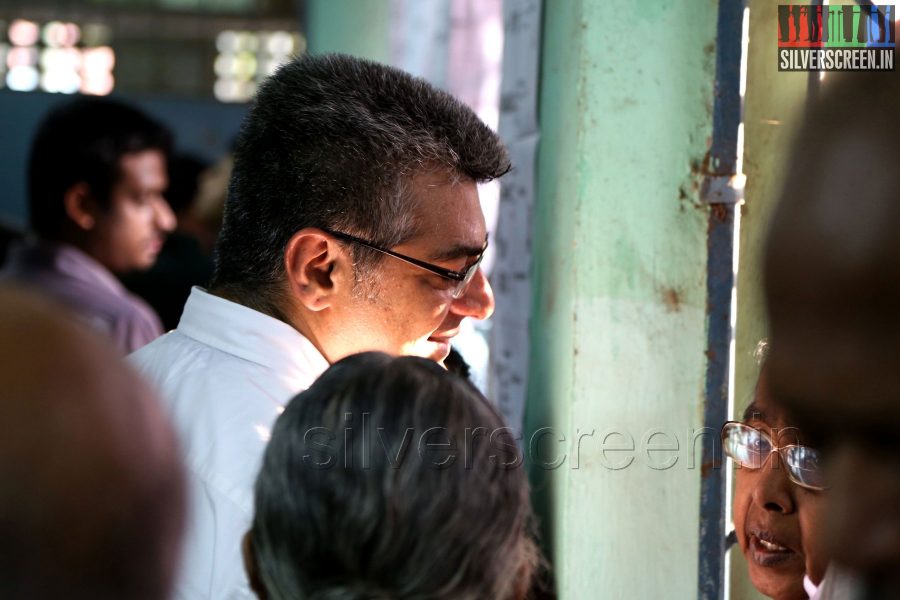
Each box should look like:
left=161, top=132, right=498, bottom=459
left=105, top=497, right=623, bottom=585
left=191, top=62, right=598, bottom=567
left=0, top=286, right=185, bottom=599
left=28, top=96, right=175, bottom=273
left=723, top=346, right=828, bottom=600
left=765, top=64, right=900, bottom=597
left=244, top=352, right=539, bottom=600
left=211, top=53, right=507, bottom=365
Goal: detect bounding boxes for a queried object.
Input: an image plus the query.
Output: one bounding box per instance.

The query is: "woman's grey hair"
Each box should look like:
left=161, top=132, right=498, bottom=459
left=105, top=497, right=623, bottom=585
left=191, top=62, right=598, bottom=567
left=249, top=353, right=539, bottom=600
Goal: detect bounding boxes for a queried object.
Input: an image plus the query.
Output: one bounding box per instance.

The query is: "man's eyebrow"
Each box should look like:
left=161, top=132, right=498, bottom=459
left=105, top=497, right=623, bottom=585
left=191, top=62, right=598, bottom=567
left=742, top=402, right=768, bottom=423
left=427, top=237, right=489, bottom=262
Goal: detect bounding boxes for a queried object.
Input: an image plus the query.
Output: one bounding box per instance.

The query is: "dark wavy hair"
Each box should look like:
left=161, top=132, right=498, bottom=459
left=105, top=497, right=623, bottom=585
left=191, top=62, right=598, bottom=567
left=248, top=353, right=539, bottom=600
left=27, top=97, right=172, bottom=240
left=210, top=53, right=510, bottom=316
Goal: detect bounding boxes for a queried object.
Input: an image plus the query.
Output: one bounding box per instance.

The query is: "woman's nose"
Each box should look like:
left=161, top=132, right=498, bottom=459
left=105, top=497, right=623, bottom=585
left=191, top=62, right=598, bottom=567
left=752, top=451, right=797, bottom=513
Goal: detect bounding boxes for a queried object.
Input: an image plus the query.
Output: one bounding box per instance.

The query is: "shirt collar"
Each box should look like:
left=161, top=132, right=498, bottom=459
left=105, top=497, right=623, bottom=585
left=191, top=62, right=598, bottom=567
left=176, top=287, right=330, bottom=380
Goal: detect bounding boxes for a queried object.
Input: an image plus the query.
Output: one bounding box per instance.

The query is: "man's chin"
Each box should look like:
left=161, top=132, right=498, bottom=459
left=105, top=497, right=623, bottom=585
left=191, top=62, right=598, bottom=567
left=403, top=338, right=452, bottom=363
left=426, top=338, right=452, bottom=362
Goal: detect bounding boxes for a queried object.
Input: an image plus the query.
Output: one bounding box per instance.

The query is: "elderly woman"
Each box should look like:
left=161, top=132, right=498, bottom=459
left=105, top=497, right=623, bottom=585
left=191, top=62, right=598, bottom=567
left=243, top=352, right=540, bottom=600
left=723, top=352, right=829, bottom=600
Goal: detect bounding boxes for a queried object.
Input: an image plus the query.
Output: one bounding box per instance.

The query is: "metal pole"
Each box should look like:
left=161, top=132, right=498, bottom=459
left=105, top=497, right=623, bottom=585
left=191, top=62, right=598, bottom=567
left=698, top=0, right=745, bottom=597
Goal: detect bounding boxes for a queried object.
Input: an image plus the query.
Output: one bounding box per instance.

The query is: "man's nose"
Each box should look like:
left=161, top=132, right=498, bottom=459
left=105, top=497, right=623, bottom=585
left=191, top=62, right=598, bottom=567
left=449, top=267, right=495, bottom=320
left=155, top=197, right=177, bottom=233
left=752, top=452, right=796, bottom=514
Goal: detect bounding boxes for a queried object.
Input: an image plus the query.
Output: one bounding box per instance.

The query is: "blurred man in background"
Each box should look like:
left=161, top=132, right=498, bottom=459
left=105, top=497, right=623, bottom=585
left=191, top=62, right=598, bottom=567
left=0, top=286, right=185, bottom=599
left=765, top=66, right=900, bottom=598
left=2, top=97, right=176, bottom=353
left=121, top=153, right=215, bottom=330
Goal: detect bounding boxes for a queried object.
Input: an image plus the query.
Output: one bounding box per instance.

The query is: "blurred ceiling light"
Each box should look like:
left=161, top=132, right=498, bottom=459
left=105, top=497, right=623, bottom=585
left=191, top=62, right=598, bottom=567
left=215, top=29, right=303, bottom=103
left=65, top=23, right=81, bottom=46
left=235, top=32, right=258, bottom=52
left=7, top=65, right=39, bottom=91
left=82, top=46, right=115, bottom=72
left=40, top=68, right=80, bottom=94
left=214, top=78, right=257, bottom=103
left=214, top=52, right=237, bottom=77
left=7, top=46, right=38, bottom=69
left=9, top=19, right=39, bottom=47
left=41, top=48, right=82, bottom=71
left=81, top=72, right=113, bottom=96
left=216, top=30, right=238, bottom=53
left=259, top=57, right=282, bottom=78
left=234, top=51, right=257, bottom=80
left=266, top=31, right=293, bottom=55
left=42, top=21, right=80, bottom=48
left=214, top=77, right=240, bottom=102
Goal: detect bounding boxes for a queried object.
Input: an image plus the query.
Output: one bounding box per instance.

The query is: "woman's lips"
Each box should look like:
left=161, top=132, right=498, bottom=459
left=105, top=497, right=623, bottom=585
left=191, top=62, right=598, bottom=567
left=748, top=532, right=800, bottom=568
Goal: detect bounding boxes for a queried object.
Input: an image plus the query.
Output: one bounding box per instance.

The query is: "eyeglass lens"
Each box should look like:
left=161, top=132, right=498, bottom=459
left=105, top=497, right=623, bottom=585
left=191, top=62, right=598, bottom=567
left=722, top=422, right=826, bottom=490
left=451, top=254, right=484, bottom=298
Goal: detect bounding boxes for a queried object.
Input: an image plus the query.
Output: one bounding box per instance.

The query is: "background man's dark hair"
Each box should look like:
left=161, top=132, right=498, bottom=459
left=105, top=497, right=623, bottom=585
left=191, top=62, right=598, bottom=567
left=211, top=53, right=510, bottom=315
left=27, top=97, right=173, bottom=240
left=249, top=352, right=539, bottom=600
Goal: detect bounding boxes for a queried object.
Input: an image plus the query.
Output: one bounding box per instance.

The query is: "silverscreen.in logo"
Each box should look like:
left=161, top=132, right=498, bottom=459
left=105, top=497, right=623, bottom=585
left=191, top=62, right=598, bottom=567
left=778, top=4, right=895, bottom=71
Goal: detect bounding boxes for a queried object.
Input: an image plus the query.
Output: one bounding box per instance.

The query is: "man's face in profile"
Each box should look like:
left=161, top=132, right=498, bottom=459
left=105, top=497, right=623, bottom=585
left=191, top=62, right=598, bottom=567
left=330, top=170, right=495, bottom=365
left=88, top=149, right=175, bottom=273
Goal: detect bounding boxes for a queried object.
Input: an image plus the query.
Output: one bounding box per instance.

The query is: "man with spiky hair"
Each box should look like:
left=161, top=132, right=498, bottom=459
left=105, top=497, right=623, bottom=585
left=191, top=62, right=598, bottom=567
left=131, top=53, right=507, bottom=599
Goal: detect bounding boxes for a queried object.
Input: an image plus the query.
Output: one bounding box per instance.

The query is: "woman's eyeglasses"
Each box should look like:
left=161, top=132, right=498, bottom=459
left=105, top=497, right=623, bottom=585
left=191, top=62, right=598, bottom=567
left=721, top=421, right=827, bottom=491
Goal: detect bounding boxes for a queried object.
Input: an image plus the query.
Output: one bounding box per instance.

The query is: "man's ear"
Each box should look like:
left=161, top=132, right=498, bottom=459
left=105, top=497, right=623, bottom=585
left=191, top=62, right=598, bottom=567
left=62, top=182, right=98, bottom=231
left=283, top=228, right=350, bottom=312
left=242, top=531, right=268, bottom=600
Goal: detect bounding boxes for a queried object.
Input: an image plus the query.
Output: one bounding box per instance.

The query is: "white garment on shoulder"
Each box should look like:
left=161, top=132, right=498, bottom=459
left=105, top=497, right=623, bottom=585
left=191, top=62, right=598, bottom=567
left=804, top=574, right=821, bottom=599
left=130, top=287, right=329, bottom=600
left=807, top=564, right=864, bottom=600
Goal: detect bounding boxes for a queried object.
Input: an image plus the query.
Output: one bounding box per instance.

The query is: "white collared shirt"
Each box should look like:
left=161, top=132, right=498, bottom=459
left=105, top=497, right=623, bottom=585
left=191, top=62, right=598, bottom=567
left=130, top=287, right=329, bottom=599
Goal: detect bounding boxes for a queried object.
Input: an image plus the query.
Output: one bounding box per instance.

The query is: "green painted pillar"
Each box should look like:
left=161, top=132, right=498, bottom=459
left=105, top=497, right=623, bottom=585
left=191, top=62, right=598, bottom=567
left=525, top=0, right=718, bottom=597
left=305, top=0, right=391, bottom=62
left=729, top=1, right=810, bottom=598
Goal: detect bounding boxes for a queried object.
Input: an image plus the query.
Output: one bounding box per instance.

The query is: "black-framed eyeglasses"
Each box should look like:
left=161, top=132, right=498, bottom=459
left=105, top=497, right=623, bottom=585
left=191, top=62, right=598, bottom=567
left=324, top=229, right=487, bottom=299
left=721, top=421, right=828, bottom=491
